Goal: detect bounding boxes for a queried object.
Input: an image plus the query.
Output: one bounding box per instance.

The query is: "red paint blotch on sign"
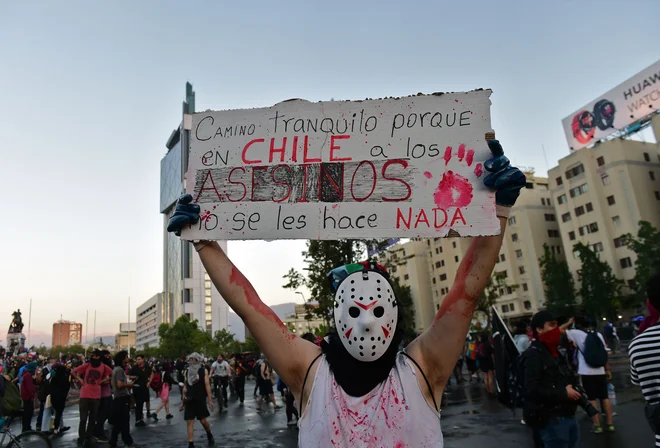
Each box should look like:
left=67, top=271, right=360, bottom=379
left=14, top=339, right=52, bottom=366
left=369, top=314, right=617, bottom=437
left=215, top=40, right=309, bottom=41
left=423, top=171, right=432, bottom=179
left=433, top=171, right=474, bottom=208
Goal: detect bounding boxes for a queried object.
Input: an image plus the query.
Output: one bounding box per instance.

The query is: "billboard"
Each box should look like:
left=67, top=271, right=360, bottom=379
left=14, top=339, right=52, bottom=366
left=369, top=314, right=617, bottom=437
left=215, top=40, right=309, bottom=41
left=562, top=59, right=660, bottom=151
left=181, top=90, right=500, bottom=241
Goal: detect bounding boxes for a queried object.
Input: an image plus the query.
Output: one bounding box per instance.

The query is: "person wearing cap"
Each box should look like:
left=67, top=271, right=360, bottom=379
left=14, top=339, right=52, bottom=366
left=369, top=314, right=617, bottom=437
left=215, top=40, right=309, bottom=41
left=523, top=311, right=581, bottom=448
left=166, top=139, right=526, bottom=446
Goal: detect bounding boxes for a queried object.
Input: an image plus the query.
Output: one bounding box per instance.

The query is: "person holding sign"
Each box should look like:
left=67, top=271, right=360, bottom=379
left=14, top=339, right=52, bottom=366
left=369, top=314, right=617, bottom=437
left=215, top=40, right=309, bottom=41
left=168, top=138, right=525, bottom=447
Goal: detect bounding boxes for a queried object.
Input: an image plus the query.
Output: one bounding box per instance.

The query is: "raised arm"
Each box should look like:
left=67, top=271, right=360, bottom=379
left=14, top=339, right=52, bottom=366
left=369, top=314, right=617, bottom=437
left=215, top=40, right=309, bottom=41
left=166, top=199, right=321, bottom=400
left=406, top=139, right=525, bottom=403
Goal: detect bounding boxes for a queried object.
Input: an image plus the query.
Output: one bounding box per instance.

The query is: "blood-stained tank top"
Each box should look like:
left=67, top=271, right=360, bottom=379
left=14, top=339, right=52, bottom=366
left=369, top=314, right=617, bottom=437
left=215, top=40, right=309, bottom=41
left=298, top=353, right=442, bottom=448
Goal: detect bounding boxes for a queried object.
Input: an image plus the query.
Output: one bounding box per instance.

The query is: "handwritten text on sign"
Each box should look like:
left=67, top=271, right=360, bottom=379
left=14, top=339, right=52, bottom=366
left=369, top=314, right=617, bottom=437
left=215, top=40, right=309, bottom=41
left=182, top=90, right=498, bottom=241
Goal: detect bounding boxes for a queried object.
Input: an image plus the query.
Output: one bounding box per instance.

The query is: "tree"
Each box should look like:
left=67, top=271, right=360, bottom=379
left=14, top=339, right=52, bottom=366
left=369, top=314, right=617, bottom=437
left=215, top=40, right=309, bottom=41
left=283, top=240, right=367, bottom=327
left=622, top=221, right=660, bottom=306
left=539, top=243, right=578, bottom=316
left=141, top=343, right=161, bottom=359
left=574, top=242, right=624, bottom=321
left=205, top=329, right=239, bottom=358
left=241, top=336, right=260, bottom=353
left=312, top=324, right=330, bottom=338
left=158, top=315, right=211, bottom=359
left=389, top=276, right=417, bottom=344
left=477, top=271, right=518, bottom=329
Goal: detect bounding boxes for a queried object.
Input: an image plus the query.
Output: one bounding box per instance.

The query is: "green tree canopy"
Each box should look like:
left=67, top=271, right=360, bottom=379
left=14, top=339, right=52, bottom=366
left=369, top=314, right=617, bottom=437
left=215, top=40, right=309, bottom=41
left=158, top=315, right=211, bottom=359
left=574, top=242, right=624, bottom=320
left=539, top=243, right=578, bottom=316
left=621, top=220, right=660, bottom=307
left=283, top=240, right=366, bottom=326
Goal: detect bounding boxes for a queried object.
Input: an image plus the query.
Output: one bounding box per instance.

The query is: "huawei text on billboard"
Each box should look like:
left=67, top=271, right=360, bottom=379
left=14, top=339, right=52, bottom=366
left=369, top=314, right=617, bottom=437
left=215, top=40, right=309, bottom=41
left=562, top=59, right=660, bottom=151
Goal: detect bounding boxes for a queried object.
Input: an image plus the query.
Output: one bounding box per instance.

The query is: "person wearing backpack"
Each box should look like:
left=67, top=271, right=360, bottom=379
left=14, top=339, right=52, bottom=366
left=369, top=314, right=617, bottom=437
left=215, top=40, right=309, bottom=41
left=563, top=315, right=614, bottom=433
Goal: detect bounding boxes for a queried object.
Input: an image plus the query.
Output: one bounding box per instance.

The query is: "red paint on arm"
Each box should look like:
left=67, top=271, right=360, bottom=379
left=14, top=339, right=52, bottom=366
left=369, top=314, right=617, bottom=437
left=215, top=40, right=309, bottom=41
left=434, top=240, right=478, bottom=323
left=229, top=266, right=296, bottom=341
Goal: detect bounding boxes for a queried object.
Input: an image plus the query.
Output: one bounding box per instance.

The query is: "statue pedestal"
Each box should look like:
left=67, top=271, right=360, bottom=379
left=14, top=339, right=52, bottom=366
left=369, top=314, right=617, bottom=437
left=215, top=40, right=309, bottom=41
left=7, top=332, right=26, bottom=353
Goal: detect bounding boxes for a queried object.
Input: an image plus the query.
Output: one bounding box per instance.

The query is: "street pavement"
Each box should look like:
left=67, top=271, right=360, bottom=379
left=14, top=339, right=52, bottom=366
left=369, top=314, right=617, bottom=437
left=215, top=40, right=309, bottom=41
left=6, top=356, right=653, bottom=447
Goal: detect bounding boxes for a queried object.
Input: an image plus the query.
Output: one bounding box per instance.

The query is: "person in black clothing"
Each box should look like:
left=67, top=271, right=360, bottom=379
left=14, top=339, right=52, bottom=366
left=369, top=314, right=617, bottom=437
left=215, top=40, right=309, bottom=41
left=180, top=353, right=215, bottom=448
left=523, top=311, right=582, bottom=448
left=36, top=357, right=54, bottom=432
left=50, top=361, right=71, bottom=435
left=128, top=354, right=153, bottom=427
left=232, top=355, right=248, bottom=405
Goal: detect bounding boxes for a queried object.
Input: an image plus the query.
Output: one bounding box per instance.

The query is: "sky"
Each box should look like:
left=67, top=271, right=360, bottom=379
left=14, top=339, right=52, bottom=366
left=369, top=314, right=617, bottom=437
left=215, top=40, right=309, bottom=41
left=1, top=0, right=659, bottom=346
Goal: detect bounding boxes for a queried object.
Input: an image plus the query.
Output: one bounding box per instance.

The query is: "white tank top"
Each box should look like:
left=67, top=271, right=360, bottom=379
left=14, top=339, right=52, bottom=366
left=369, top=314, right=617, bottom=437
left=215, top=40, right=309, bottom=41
left=298, top=353, right=443, bottom=448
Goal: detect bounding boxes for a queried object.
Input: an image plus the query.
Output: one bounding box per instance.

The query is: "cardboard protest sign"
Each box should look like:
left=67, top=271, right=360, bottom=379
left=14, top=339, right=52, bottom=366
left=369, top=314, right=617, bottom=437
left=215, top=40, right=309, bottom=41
left=182, top=89, right=499, bottom=241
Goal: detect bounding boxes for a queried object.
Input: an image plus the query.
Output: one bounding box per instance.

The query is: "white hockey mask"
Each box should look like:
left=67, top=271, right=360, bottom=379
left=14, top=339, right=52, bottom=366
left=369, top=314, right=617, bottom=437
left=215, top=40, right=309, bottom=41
left=334, top=270, right=398, bottom=362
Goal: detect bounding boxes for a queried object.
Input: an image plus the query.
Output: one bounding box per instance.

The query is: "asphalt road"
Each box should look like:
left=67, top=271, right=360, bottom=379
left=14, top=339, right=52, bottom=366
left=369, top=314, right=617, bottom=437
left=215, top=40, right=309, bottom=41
left=7, top=357, right=653, bottom=447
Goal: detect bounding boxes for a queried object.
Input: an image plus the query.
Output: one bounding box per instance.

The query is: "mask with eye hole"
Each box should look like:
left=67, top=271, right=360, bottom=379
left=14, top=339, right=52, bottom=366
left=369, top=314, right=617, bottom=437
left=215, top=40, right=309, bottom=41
left=321, top=262, right=404, bottom=397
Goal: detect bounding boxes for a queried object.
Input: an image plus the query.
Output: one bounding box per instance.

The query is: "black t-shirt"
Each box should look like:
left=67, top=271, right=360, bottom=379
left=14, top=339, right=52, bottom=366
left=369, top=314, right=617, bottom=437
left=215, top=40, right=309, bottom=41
left=129, top=365, right=151, bottom=387
left=188, top=367, right=207, bottom=400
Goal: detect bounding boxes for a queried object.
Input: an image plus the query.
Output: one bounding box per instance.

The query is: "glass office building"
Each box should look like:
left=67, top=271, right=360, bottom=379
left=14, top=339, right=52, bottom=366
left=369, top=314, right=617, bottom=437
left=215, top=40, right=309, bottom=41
left=159, top=83, right=229, bottom=332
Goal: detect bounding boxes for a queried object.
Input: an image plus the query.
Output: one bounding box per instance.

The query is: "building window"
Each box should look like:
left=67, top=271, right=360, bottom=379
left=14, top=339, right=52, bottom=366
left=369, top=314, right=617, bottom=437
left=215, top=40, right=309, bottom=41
left=512, top=233, right=519, bottom=242
left=515, top=249, right=523, bottom=258
left=556, top=176, right=563, bottom=186
left=454, top=255, right=459, bottom=262
left=602, top=175, right=611, bottom=185
left=510, top=303, right=515, bottom=311
left=541, top=198, right=546, bottom=206
left=500, top=254, right=506, bottom=262
left=569, top=183, right=589, bottom=198
left=548, top=229, right=560, bottom=238
left=524, top=300, right=532, bottom=310
left=435, top=247, right=440, bottom=254
left=613, top=237, right=624, bottom=248
left=432, top=277, right=436, bottom=284
left=565, top=164, right=584, bottom=179
left=656, top=191, right=660, bottom=200
left=439, top=274, right=447, bottom=281
left=612, top=216, right=621, bottom=227
left=552, top=246, right=561, bottom=255
left=547, top=198, right=552, bottom=206
left=508, top=216, right=517, bottom=225
left=435, top=261, right=442, bottom=268
left=597, top=156, right=605, bottom=166
left=562, top=213, right=572, bottom=222
left=522, top=283, right=528, bottom=292
left=650, top=171, right=656, bottom=181
left=644, top=152, right=651, bottom=162
left=183, top=289, right=192, bottom=303
left=589, top=222, right=599, bottom=233
left=607, top=195, right=615, bottom=205
left=497, top=270, right=508, bottom=279
left=391, top=266, right=397, bottom=273
left=519, top=266, right=525, bottom=275
left=557, top=194, right=567, bottom=205
left=404, top=274, right=409, bottom=280
left=544, top=214, right=556, bottom=222
left=585, top=202, right=593, bottom=212
left=575, top=206, right=585, bottom=216
left=502, top=305, right=509, bottom=313
left=620, top=257, right=633, bottom=269
left=628, top=279, right=638, bottom=290
left=592, top=242, right=604, bottom=252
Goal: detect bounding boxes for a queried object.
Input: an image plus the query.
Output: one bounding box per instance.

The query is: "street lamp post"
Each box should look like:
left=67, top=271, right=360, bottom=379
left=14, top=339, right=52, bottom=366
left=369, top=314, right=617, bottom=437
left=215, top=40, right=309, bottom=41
left=296, top=291, right=311, bottom=332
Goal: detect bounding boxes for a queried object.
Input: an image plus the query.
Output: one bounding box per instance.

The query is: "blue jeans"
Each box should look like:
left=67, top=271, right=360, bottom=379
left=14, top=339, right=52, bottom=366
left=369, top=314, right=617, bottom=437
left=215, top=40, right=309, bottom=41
left=540, top=417, right=579, bottom=448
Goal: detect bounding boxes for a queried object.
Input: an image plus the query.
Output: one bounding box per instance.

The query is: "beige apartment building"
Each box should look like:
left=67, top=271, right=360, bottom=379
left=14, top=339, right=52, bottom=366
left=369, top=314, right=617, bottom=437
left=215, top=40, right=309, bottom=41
left=378, top=174, right=562, bottom=330
left=549, top=134, right=660, bottom=292
left=426, top=174, right=562, bottom=322
left=378, top=240, right=435, bottom=333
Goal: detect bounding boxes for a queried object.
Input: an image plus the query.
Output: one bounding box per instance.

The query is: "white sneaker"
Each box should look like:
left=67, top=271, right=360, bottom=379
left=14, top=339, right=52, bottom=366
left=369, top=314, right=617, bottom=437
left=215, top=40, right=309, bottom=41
left=287, top=418, right=297, bottom=427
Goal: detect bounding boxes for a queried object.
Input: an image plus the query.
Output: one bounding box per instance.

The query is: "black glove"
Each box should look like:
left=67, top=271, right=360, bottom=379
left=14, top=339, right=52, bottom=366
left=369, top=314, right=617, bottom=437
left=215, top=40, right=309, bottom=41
left=166, top=194, right=201, bottom=236
left=483, top=140, right=526, bottom=207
